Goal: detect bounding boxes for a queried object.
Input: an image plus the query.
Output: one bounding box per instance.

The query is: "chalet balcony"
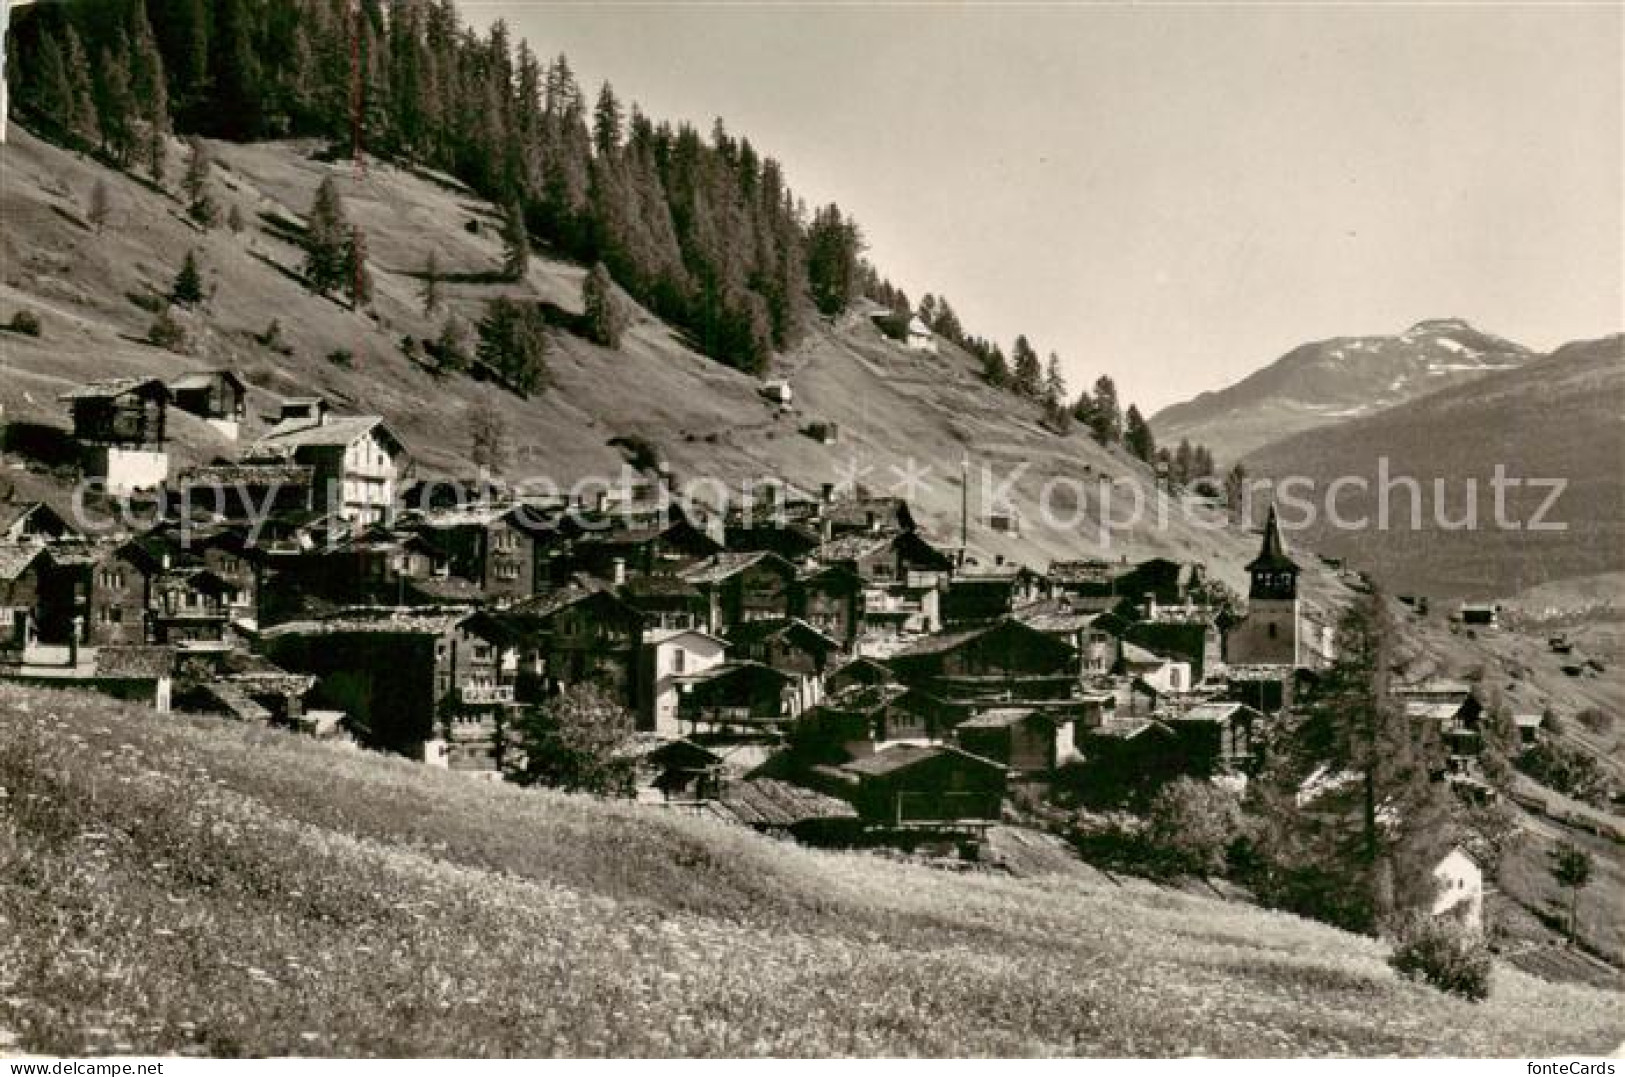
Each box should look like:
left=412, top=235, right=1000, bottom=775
left=459, top=684, right=516, bottom=705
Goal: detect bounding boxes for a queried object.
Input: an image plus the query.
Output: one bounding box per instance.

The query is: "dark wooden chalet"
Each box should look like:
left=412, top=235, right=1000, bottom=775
left=168, top=370, right=247, bottom=428
left=887, top=617, right=1080, bottom=703
left=794, top=565, right=864, bottom=648
left=499, top=587, right=644, bottom=710
left=954, top=707, right=1079, bottom=775
left=830, top=744, right=1006, bottom=827
left=680, top=551, right=799, bottom=633
left=619, top=573, right=709, bottom=630
left=1166, top=701, right=1262, bottom=776
left=725, top=617, right=841, bottom=679
left=674, top=660, right=798, bottom=730
left=0, top=544, right=48, bottom=651
left=171, top=462, right=314, bottom=522
left=0, top=501, right=79, bottom=544
left=61, top=378, right=169, bottom=447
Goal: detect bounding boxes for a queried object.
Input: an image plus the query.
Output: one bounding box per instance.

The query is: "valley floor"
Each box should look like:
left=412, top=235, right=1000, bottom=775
left=1, top=684, right=1620, bottom=1057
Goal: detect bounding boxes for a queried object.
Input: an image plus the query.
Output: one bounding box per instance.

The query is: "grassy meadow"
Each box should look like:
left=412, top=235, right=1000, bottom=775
left=1, top=683, right=1621, bottom=1057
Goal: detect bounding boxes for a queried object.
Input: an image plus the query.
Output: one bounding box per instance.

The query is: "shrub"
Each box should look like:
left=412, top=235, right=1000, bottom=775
left=1145, top=777, right=1247, bottom=876
left=8, top=310, right=42, bottom=336
left=1387, top=911, right=1491, bottom=1001
left=326, top=348, right=355, bottom=368
left=147, top=306, right=189, bottom=353
left=1575, top=708, right=1614, bottom=737
left=1517, top=739, right=1607, bottom=805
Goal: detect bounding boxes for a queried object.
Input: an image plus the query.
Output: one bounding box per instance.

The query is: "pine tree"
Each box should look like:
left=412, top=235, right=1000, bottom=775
left=1088, top=375, right=1122, bottom=445
left=469, top=397, right=511, bottom=472
left=582, top=261, right=627, bottom=348
left=1550, top=842, right=1593, bottom=944
left=87, top=180, right=112, bottom=235
left=210, top=0, right=264, bottom=139
left=592, top=82, right=623, bottom=157
left=159, top=0, right=211, bottom=117
left=1124, top=404, right=1156, bottom=462
left=982, top=344, right=1010, bottom=388
left=60, top=26, right=100, bottom=145
left=1043, top=352, right=1071, bottom=430
left=345, top=226, right=374, bottom=309
left=1174, top=438, right=1195, bottom=486
left=127, top=0, right=171, bottom=176
left=1011, top=335, right=1042, bottom=397
left=171, top=250, right=204, bottom=306
left=303, top=177, right=350, bottom=294
left=433, top=313, right=470, bottom=374
left=501, top=200, right=530, bottom=281
left=1224, top=463, right=1249, bottom=516
left=96, top=38, right=138, bottom=166
left=805, top=203, right=863, bottom=316
left=30, top=31, right=73, bottom=128
left=182, top=136, right=218, bottom=227
left=477, top=296, right=548, bottom=394
left=420, top=250, right=443, bottom=315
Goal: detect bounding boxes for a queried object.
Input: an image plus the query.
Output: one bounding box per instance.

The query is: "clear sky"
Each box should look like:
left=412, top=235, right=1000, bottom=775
left=462, top=2, right=1623, bottom=414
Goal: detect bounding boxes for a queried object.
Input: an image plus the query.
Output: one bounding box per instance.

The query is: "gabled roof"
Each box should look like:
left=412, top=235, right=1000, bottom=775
left=717, top=779, right=858, bottom=827
left=169, top=369, right=247, bottom=394
left=724, top=616, right=840, bottom=655
left=1118, top=641, right=1171, bottom=666
left=815, top=532, right=894, bottom=563
left=0, top=501, right=77, bottom=541
left=680, top=550, right=794, bottom=585
left=0, top=543, right=48, bottom=581
left=179, top=462, right=314, bottom=487
left=505, top=585, right=627, bottom=624
left=1174, top=701, right=1258, bottom=724
left=59, top=377, right=170, bottom=403
left=839, top=743, right=1005, bottom=778
left=957, top=707, right=1041, bottom=730
left=251, top=415, right=404, bottom=456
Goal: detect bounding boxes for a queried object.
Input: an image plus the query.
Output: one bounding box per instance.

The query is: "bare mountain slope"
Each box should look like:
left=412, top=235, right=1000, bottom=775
left=0, top=126, right=1317, bottom=600
left=1241, top=335, right=1625, bottom=599
left=1152, top=320, right=1536, bottom=464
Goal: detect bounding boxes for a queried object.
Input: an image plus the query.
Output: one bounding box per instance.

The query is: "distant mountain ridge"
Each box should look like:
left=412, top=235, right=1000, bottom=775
left=1152, top=319, right=1536, bottom=464
left=1241, top=334, right=1625, bottom=598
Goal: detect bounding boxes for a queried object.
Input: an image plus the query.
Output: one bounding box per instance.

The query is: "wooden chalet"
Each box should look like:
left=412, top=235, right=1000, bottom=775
left=60, top=378, right=171, bottom=494
left=674, top=660, right=799, bottom=730
left=827, top=744, right=1006, bottom=827
left=954, top=707, right=1080, bottom=775
left=714, top=778, right=860, bottom=842
left=887, top=617, right=1080, bottom=703
left=0, top=501, right=78, bottom=544
left=680, top=551, right=799, bottom=633
left=168, top=369, right=248, bottom=438
left=500, top=587, right=644, bottom=710
left=1165, top=701, right=1262, bottom=776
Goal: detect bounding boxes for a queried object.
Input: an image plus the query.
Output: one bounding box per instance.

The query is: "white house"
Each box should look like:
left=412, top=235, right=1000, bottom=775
left=247, top=405, right=406, bottom=526
left=639, top=627, right=727, bottom=734
left=905, top=315, right=938, bottom=354
left=1431, top=846, right=1484, bottom=933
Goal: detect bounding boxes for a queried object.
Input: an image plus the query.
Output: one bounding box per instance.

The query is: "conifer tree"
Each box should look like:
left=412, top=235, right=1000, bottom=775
left=420, top=250, right=443, bottom=315
left=127, top=0, right=171, bottom=176
left=345, top=226, right=374, bottom=309
left=1174, top=438, right=1195, bottom=486
left=1043, top=352, right=1070, bottom=428
left=60, top=26, right=100, bottom=145
left=211, top=0, right=264, bottom=139
left=96, top=38, right=138, bottom=165
left=1124, top=404, right=1156, bottom=462
left=582, top=261, right=627, bottom=348
left=182, top=136, right=218, bottom=227
left=592, top=82, right=623, bottom=157
left=171, top=249, right=204, bottom=306
left=477, top=296, right=547, bottom=394
left=501, top=199, right=530, bottom=281
left=805, top=204, right=863, bottom=316
left=87, top=179, right=111, bottom=234
left=434, top=313, right=470, bottom=374
left=982, top=344, right=1010, bottom=388
left=303, top=177, right=350, bottom=294
left=30, top=31, right=73, bottom=128
left=1011, top=335, right=1042, bottom=398
left=1088, top=375, right=1122, bottom=445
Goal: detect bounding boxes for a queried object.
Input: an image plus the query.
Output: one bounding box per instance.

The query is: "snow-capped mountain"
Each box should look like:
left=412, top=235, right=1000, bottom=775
left=1151, top=319, right=1536, bottom=463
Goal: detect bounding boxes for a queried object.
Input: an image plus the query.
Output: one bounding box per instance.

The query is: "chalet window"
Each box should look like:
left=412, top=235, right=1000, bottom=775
left=1267, top=623, right=1278, bottom=640
left=672, top=649, right=686, bottom=673
left=473, top=645, right=492, bottom=660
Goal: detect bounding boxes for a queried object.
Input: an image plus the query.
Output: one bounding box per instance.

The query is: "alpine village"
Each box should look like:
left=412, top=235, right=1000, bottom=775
left=0, top=0, right=1621, bottom=1058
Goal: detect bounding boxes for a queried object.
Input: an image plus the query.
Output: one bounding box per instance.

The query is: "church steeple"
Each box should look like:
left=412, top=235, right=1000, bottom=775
left=1246, top=506, right=1299, bottom=601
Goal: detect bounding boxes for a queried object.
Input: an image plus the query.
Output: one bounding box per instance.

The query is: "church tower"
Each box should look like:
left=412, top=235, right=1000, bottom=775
left=1231, top=506, right=1301, bottom=665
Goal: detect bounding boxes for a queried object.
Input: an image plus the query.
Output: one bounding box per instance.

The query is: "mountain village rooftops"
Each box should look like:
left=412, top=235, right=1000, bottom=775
left=168, top=369, right=247, bottom=393
left=814, top=533, right=895, bottom=562
left=839, top=743, right=1005, bottom=778
left=259, top=609, right=473, bottom=638
left=1172, top=701, right=1255, bottom=724
left=957, top=707, right=1041, bottom=730
left=716, top=778, right=858, bottom=828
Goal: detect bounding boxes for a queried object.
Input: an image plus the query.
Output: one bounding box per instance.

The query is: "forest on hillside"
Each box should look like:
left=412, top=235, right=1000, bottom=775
left=5, top=0, right=1216, bottom=475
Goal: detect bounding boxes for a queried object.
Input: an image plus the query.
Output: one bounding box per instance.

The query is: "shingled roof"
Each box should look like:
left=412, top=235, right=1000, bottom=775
left=717, top=778, right=858, bottom=828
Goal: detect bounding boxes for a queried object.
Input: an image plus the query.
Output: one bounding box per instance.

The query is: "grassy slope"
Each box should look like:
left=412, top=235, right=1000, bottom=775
left=1239, top=338, right=1625, bottom=599
left=2, top=683, right=1621, bottom=1058
left=1, top=125, right=1345, bottom=607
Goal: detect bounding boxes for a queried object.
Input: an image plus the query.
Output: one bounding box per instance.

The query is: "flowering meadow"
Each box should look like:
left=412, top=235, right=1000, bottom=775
left=1, top=684, right=1619, bottom=1057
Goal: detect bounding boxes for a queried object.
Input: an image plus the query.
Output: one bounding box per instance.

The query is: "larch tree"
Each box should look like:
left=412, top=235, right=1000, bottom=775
left=501, top=199, right=530, bottom=281
left=303, top=176, right=351, bottom=294
left=182, top=135, right=218, bottom=227
left=582, top=261, right=627, bottom=348
left=345, top=226, right=374, bottom=309
left=87, top=179, right=112, bottom=235
left=1124, top=404, right=1156, bottom=462
left=1088, top=375, right=1122, bottom=445
left=171, top=249, right=204, bottom=307
left=420, top=250, right=443, bottom=315
left=1011, top=335, right=1042, bottom=398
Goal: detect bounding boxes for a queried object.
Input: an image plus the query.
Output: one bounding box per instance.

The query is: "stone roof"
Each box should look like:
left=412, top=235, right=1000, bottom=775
left=0, top=543, right=47, bottom=581
left=59, top=377, right=169, bottom=402
left=716, top=779, right=858, bottom=828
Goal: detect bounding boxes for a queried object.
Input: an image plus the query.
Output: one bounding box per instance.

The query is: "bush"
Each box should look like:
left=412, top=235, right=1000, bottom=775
left=1575, top=708, right=1614, bottom=737
left=1517, top=739, right=1608, bottom=805
left=1387, top=912, right=1491, bottom=1001
left=1145, top=777, right=1247, bottom=876
left=327, top=348, right=355, bottom=368
left=8, top=310, right=42, bottom=336
left=147, top=307, right=190, bottom=353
